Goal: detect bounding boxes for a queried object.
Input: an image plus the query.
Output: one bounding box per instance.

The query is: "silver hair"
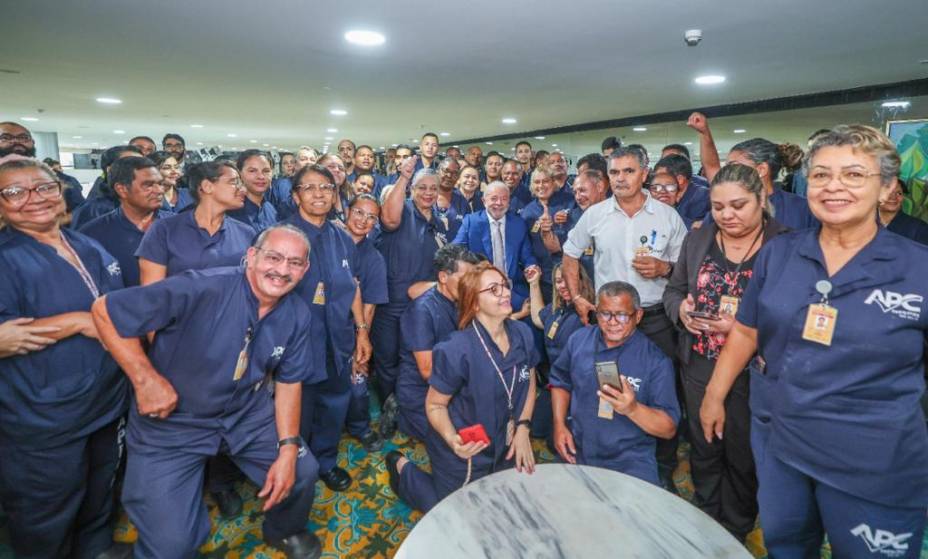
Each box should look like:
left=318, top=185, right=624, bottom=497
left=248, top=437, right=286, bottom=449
left=609, top=147, right=648, bottom=170
left=803, top=124, right=900, bottom=185
left=597, top=281, right=641, bottom=309
left=411, top=167, right=440, bottom=188
left=253, top=224, right=311, bottom=257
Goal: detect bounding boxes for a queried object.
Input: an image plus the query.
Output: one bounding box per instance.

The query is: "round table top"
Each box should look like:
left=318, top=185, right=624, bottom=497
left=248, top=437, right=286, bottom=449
left=395, top=463, right=752, bottom=559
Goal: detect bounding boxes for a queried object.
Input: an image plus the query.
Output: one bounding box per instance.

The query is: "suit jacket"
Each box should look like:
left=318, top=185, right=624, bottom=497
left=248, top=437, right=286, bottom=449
left=452, top=209, right=537, bottom=310
left=662, top=218, right=789, bottom=365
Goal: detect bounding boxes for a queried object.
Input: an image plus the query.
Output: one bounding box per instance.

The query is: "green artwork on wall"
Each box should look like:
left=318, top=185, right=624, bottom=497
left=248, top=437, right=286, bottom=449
left=887, top=119, right=928, bottom=221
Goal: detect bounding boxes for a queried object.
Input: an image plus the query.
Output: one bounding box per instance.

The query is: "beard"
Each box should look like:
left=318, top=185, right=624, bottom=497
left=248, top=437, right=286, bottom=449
left=0, top=144, right=36, bottom=158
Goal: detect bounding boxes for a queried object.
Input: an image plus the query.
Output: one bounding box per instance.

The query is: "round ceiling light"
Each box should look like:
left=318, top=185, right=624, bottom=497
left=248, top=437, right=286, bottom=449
left=345, top=30, right=385, bottom=47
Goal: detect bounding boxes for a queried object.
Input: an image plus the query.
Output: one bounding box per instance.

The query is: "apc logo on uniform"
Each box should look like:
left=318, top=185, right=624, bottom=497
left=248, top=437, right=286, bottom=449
left=107, top=261, right=121, bottom=277
left=850, top=524, right=912, bottom=557
left=271, top=346, right=285, bottom=359
left=864, top=289, right=923, bottom=320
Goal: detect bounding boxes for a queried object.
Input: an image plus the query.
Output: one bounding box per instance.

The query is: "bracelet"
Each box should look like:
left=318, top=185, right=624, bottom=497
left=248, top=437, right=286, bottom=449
left=516, top=419, right=532, bottom=429
left=356, top=323, right=369, bottom=331
left=278, top=436, right=302, bottom=449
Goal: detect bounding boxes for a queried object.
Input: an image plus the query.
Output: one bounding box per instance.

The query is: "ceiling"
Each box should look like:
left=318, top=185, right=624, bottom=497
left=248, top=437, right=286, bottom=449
left=3, top=0, right=927, bottom=154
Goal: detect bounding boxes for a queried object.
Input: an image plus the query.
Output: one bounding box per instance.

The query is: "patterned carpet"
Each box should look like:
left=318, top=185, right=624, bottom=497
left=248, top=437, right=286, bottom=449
left=1, top=399, right=927, bottom=558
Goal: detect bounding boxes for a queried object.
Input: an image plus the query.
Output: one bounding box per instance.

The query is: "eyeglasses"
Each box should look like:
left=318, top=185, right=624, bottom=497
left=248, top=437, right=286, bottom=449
left=808, top=168, right=882, bottom=189
left=221, top=177, right=245, bottom=191
left=0, top=134, right=33, bottom=143
left=350, top=207, right=379, bottom=223
left=297, top=183, right=335, bottom=194
left=596, top=310, right=635, bottom=324
left=0, top=181, right=62, bottom=208
left=413, top=185, right=439, bottom=193
left=257, top=248, right=307, bottom=269
left=479, top=282, right=511, bottom=297
left=649, top=183, right=678, bottom=193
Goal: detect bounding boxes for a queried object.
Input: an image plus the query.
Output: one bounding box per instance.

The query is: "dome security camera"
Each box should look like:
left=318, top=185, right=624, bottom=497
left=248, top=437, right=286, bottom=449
left=684, top=29, right=703, bottom=46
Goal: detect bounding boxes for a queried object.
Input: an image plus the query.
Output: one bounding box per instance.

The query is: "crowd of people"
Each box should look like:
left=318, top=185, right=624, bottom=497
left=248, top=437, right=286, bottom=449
left=0, top=112, right=926, bottom=559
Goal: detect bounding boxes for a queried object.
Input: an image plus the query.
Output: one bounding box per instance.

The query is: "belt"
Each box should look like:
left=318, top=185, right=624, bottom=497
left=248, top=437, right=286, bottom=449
left=642, top=303, right=665, bottom=317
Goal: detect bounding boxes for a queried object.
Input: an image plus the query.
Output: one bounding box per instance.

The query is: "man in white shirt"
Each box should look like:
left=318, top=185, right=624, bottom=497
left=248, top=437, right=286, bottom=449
left=562, top=146, right=687, bottom=493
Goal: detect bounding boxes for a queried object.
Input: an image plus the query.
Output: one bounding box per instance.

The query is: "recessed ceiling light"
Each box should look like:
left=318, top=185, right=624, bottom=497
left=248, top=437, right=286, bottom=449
left=632, top=126, right=647, bottom=132
left=391, top=144, right=399, bottom=147
left=72, top=135, right=83, bottom=139
left=96, top=97, right=122, bottom=104
left=324, top=136, right=334, bottom=141
left=439, top=132, right=450, bottom=137
left=113, top=130, right=125, bottom=134
left=263, top=143, right=269, bottom=147
left=272, top=146, right=278, bottom=149
left=694, top=74, right=726, bottom=85
left=684, top=141, right=693, bottom=145
left=501, top=118, right=517, bottom=124
left=330, top=109, right=348, bottom=116
left=882, top=100, right=911, bottom=109
left=551, top=143, right=558, bottom=147
left=326, top=128, right=338, bottom=133
left=733, top=129, right=747, bottom=134
left=249, top=139, right=257, bottom=143
left=534, top=136, right=545, bottom=140
left=379, top=146, right=385, bottom=150
left=197, top=142, right=204, bottom=145
left=190, top=124, right=204, bottom=128
left=344, top=30, right=386, bottom=47
left=486, top=142, right=493, bottom=145
left=453, top=145, right=459, bottom=148
left=20, top=117, right=38, bottom=122
left=227, top=133, right=237, bottom=137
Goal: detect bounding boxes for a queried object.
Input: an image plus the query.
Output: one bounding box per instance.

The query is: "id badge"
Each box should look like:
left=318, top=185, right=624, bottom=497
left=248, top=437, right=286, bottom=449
left=597, top=397, right=614, bottom=420
left=531, top=220, right=541, bottom=234
left=584, top=246, right=594, bottom=256
left=546, top=319, right=560, bottom=340
left=634, top=245, right=652, bottom=258
left=312, top=281, right=326, bottom=305
left=719, top=295, right=740, bottom=317
left=505, top=417, right=515, bottom=446
left=802, top=303, right=837, bottom=346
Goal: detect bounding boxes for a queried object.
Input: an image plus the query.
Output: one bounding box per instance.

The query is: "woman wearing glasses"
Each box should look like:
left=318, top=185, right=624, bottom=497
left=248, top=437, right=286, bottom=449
left=317, top=153, right=351, bottom=223
left=284, top=164, right=371, bottom=492
left=549, top=281, right=679, bottom=485
left=878, top=176, right=928, bottom=245
left=136, top=160, right=254, bottom=286
left=662, top=163, right=788, bottom=543
left=386, top=262, right=539, bottom=512
left=0, top=159, right=129, bottom=558
left=149, top=151, right=193, bottom=214
left=372, top=158, right=448, bottom=434
left=701, top=125, right=928, bottom=557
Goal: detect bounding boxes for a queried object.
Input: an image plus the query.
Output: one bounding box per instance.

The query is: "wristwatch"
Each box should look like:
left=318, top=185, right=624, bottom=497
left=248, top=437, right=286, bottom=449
left=355, top=323, right=370, bottom=331
left=278, top=436, right=306, bottom=457
left=515, top=419, right=532, bottom=430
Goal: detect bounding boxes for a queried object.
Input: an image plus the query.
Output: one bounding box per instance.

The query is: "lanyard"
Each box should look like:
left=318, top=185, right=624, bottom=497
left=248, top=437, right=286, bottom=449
left=472, top=322, right=516, bottom=413
left=59, top=233, right=100, bottom=299
left=717, top=221, right=764, bottom=289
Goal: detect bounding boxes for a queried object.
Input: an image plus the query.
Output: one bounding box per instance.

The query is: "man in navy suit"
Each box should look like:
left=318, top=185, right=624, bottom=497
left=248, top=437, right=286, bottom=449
left=452, top=181, right=539, bottom=314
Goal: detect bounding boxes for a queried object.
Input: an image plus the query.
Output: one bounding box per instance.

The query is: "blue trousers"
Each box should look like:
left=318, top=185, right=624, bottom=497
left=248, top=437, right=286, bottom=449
left=123, top=421, right=318, bottom=559
left=753, top=417, right=927, bottom=558
left=345, top=371, right=373, bottom=439
left=398, top=404, right=429, bottom=442
left=0, top=419, right=124, bottom=559
left=371, top=303, right=405, bottom=399
left=301, top=356, right=351, bottom=474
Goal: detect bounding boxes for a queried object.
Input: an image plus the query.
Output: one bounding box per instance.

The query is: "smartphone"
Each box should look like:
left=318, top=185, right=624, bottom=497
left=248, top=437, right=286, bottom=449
left=687, top=310, right=720, bottom=321
left=595, top=361, right=623, bottom=393
left=458, top=424, right=490, bottom=445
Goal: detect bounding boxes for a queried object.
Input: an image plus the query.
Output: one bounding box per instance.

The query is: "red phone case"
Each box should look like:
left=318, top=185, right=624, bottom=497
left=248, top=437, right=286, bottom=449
left=458, top=424, right=490, bottom=445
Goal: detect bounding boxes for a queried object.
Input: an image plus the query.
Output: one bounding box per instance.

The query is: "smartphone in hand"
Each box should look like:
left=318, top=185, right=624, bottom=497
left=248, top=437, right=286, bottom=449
left=595, top=361, right=623, bottom=393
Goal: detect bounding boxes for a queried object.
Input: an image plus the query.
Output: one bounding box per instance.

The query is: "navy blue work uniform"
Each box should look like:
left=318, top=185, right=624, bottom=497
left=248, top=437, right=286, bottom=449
left=435, top=198, right=465, bottom=240
left=538, top=303, right=584, bottom=368
left=0, top=227, right=128, bottom=559
left=135, top=210, right=255, bottom=276
left=737, top=227, right=928, bottom=558
left=59, top=171, right=85, bottom=212
left=161, top=188, right=194, bottom=214
left=79, top=207, right=170, bottom=287
left=675, top=183, right=711, bottom=229
left=520, top=191, right=573, bottom=303
left=267, top=176, right=296, bottom=219
left=70, top=195, right=118, bottom=230
left=347, top=171, right=388, bottom=196
left=227, top=196, right=278, bottom=233
left=105, top=267, right=323, bottom=559
left=704, top=185, right=818, bottom=231
left=565, top=206, right=596, bottom=281
left=346, top=237, right=389, bottom=440
left=284, top=214, right=360, bottom=475
left=397, top=319, right=540, bottom=512
left=396, top=286, right=459, bottom=441
left=550, top=328, right=679, bottom=485
left=372, top=200, right=448, bottom=398
left=886, top=211, right=928, bottom=245
left=453, top=189, right=484, bottom=215
left=452, top=210, right=537, bottom=311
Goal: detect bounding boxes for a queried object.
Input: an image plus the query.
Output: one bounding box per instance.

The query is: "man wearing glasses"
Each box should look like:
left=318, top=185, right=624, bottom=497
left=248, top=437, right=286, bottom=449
left=654, top=154, right=710, bottom=230
left=92, top=224, right=327, bottom=559
left=549, top=281, right=679, bottom=485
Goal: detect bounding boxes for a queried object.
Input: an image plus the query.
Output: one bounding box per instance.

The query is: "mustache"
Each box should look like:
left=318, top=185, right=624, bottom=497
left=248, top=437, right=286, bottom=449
left=264, top=271, right=293, bottom=284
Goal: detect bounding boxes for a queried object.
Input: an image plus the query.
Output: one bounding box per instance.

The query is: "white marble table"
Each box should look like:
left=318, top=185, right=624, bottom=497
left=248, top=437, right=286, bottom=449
left=395, top=463, right=752, bottom=559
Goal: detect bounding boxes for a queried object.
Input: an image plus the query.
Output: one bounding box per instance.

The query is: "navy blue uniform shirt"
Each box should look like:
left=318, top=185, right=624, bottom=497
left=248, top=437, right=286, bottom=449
left=704, top=186, right=817, bottom=231
left=160, top=188, right=194, bottom=214
left=378, top=200, right=448, bottom=304
left=674, top=183, right=710, bottom=229
left=267, top=177, right=297, bottom=219
left=0, top=228, right=127, bottom=447
left=135, top=210, right=255, bottom=277
left=538, top=303, right=584, bottom=367
left=520, top=191, right=574, bottom=287
left=70, top=196, right=118, bottom=230
left=566, top=206, right=596, bottom=281
left=550, top=327, right=679, bottom=472
left=737, top=227, right=928, bottom=508
left=285, top=214, right=359, bottom=378
left=79, top=207, right=170, bottom=287
left=105, top=267, right=320, bottom=452
left=356, top=237, right=389, bottom=306
left=886, top=211, right=928, bottom=245
left=227, top=196, right=278, bottom=234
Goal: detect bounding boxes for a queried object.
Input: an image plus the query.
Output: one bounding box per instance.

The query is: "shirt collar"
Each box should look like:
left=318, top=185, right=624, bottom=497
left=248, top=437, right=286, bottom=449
left=610, top=191, right=655, bottom=216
